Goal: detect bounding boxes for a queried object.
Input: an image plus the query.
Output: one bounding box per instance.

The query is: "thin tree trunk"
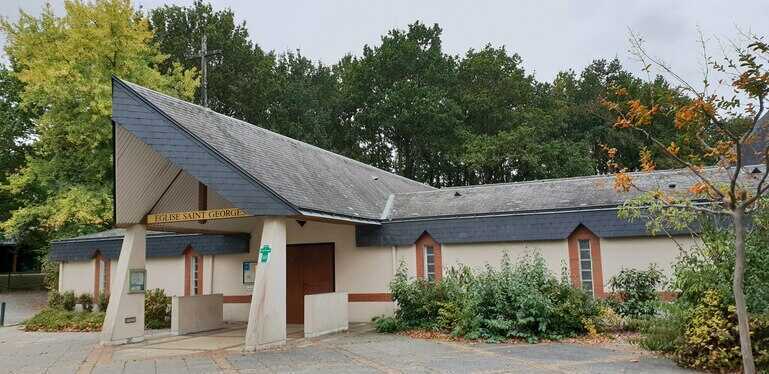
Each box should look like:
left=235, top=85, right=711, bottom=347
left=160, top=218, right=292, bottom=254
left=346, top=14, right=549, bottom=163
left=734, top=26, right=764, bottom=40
left=733, top=207, right=756, bottom=374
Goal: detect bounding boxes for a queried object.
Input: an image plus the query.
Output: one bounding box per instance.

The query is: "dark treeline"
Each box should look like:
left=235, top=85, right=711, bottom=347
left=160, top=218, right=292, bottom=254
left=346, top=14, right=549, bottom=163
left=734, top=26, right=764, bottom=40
left=151, top=1, right=690, bottom=187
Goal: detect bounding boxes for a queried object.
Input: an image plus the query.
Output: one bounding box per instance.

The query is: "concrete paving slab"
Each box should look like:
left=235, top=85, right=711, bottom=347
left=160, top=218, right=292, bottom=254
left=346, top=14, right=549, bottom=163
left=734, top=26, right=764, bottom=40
left=182, top=356, right=221, bottom=373
left=124, top=359, right=156, bottom=373
left=111, top=347, right=206, bottom=361
left=485, top=342, right=629, bottom=364
left=562, top=356, right=696, bottom=373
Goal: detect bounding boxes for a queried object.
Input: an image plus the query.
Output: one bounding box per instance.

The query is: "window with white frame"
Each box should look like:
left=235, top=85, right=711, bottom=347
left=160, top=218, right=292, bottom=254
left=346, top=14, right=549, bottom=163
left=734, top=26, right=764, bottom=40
left=424, top=245, right=436, bottom=281
left=190, top=256, right=200, bottom=295
left=578, top=239, right=593, bottom=296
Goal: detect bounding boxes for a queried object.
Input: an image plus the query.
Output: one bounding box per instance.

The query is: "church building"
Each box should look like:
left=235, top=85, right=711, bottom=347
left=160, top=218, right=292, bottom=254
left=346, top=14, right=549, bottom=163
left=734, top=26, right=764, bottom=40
left=52, top=77, right=751, bottom=348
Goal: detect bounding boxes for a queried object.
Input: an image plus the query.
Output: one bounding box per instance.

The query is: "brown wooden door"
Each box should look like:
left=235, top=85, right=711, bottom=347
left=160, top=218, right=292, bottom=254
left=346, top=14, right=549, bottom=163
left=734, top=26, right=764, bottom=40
left=286, top=243, right=334, bottom=324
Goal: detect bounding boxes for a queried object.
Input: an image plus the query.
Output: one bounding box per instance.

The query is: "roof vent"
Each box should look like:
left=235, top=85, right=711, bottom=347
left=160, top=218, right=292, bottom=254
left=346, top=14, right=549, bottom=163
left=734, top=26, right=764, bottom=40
left=752, top=167, right=762, bottom=174
left=372, top=176, right=379, bottom=181
left=454, top=191, right=462, bottom=197
left=668, top=183, right=676, bottom=189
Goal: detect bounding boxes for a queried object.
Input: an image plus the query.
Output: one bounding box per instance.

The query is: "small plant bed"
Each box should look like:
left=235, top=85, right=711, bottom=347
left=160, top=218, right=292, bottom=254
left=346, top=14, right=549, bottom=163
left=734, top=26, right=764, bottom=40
left=27, top=288, right=173, bottom=331
left=24, top=308, right=105, bottom=332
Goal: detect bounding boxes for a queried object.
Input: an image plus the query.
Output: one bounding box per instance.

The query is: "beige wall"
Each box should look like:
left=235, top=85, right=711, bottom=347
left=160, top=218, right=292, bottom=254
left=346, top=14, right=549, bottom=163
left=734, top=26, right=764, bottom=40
left=601, top=235, right=698, bottom=288
left=146, top=257, right=185, bottom=296
left=60, top=256, right=184, bottom=298
left=58, top=220, right=697, bottom=325
left=441, top=240, right=569, bottom=275
left=59, top=260, right=94, bottom=295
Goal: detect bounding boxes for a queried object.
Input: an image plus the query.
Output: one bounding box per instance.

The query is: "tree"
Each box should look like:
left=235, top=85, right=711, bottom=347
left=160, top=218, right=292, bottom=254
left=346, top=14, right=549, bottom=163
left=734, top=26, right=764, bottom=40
left=336, top=22, right=464, bottom=186
left=604, top=33, right=769, bottom=373
left=149, top=0, right=275, bottom=123
left=267, top=51, right=340, bottom=151
left=0, top=0, right=197, bottom=245
left=0, top=65, right=35, bottom=223
left=457, top=46, right=596, bottom=183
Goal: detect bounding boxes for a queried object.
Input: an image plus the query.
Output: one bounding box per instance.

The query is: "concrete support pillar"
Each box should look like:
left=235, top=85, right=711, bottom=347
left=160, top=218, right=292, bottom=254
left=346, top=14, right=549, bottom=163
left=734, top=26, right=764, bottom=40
left=101, top=224, right=146, bottom=345
left=244, top=217, right=286, bottom=351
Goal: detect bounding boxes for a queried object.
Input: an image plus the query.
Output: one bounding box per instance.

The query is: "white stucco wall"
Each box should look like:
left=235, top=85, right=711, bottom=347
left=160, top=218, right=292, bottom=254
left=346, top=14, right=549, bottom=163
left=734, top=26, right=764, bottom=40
left=600, top=235, right=698, bottom=287
left=441, top=240, right=569, bottom=275
left=145, top=256, right=185, bottom=296
left=59, top=260, right=94, bottom=295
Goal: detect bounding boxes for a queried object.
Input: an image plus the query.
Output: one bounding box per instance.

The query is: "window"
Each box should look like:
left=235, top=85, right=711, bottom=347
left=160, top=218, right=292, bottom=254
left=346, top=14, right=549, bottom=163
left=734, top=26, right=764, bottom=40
left=578, top=239, right=593, bottom=296
left=424, top=246, right=436, bottom=281
left=190, top=255, right=201, bottom=295
left=99, top=257, right=109, bottom=293
left=94, top=254, right=110, bottom=298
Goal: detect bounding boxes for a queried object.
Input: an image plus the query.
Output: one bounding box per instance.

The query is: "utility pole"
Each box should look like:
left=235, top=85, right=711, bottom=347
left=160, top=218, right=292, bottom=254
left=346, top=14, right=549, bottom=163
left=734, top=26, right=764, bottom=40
left=186, top=34, right=222, bottom=108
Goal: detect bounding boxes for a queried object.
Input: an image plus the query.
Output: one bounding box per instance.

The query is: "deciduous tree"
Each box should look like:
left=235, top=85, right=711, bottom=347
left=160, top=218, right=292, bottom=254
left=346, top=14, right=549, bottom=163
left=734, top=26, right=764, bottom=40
left=605, top=32, right=769, bottom=373
left=0, top=0, right=197, bottom=243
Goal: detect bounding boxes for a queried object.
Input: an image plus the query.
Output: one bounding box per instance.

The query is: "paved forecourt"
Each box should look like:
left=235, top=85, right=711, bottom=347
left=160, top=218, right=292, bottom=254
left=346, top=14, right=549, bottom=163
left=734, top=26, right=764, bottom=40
left=0, top=323, right=694, bottom=374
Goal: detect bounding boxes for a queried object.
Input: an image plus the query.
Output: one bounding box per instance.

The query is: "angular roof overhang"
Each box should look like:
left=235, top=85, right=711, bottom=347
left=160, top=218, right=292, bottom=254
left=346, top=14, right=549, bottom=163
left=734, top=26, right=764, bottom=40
left=112, top=78, right=298, bottom=227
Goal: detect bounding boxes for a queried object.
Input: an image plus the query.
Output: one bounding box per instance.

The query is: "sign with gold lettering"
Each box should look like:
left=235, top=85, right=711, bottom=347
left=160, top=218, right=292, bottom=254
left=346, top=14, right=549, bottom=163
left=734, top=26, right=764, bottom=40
left=146, top=208, right=249, bottom=224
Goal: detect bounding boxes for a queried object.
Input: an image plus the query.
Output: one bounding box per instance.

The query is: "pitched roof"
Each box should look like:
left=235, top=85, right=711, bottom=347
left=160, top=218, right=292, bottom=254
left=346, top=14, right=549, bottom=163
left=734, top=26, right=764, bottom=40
left=116, top=79, right=434, bottom=221
left=386, top=166, right=762, bottom=220
left=742, top=112, right=769, bottom=166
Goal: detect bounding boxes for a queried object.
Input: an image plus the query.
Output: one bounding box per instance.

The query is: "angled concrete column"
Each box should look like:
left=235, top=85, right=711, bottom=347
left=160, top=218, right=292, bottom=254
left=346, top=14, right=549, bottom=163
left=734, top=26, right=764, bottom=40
left=101, top=224, right=146, bottom=345
left=244, top=217, right=287, bottom=351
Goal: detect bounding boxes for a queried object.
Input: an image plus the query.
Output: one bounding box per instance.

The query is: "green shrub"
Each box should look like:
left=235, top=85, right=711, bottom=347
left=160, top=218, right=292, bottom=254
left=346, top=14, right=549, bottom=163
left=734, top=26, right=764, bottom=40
left=24, top=308, right=104, bottom=332
left=674, top=290, right=769, bottom=371
left=594, top=305, right=624, bottom=333
left=77, top=293, right=93, bottom=312
left=608, top=265, right=663, bottom=318
left=47, top=290, right=63, bottom=309
left=144, top=288, right=170, bottom=329
left=674, top=220, right=769, bottom=314
left=97, top=291, right=109, bottom=312
left=61, top=291, right=76, bottom=311
left=388, top=252, right=601, bottom=343
left=636, top=303, right=686, bottom=353
left=41, top=257, right=59, bottom=291
left=373, top=315, right=401, bottom=333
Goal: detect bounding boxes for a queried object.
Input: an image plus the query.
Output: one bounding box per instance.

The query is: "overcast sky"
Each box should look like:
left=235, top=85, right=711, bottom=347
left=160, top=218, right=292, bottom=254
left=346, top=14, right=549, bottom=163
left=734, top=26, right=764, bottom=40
left=1, top=0, right=767, bottom=87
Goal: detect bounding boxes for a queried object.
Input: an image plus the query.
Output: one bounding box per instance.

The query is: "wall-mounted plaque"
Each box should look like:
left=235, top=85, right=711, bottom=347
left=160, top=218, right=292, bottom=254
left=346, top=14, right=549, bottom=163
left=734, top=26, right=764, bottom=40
left=128, top=269, right=146, bottom=293
left=243, top=261, right=257, bottom=284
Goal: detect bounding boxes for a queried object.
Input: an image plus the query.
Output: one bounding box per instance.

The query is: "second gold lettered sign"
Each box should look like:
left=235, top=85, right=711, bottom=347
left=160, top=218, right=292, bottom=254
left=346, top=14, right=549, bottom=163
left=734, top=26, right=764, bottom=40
left=146, top=208, right=248, bottom=224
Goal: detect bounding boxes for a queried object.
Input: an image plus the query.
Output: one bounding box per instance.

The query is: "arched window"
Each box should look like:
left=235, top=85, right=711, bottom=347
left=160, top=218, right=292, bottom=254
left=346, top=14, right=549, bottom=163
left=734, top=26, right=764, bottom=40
left=415, top=232, right=442, bottom=281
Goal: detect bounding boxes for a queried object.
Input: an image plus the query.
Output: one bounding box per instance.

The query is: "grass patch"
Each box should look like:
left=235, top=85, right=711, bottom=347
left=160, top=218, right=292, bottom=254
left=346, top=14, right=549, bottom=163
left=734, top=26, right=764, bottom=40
left=23, top=308, right=104, bottom=332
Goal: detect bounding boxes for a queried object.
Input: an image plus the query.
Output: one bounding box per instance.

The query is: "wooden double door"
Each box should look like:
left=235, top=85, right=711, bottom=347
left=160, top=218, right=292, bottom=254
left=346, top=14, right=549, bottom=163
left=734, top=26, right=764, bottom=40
left=286, top=243, right=335, bottom=324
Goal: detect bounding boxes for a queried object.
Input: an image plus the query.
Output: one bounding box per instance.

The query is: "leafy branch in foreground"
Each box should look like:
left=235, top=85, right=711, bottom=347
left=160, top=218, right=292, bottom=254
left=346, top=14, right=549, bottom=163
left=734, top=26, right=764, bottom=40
left=602, top=31, right=769, bottom=373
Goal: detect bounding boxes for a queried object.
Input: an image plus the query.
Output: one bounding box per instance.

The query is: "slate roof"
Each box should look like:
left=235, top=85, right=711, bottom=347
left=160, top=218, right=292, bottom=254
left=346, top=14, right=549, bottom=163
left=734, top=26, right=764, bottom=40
left=118, top=79, right=434, bottom=220
left=742, top=112, right=769, bottom=166
left=356, top=208, right=707, bottom=246
left=50, top=230, right=249, bottom=262
left=386, top=166, right=763, bottom=220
